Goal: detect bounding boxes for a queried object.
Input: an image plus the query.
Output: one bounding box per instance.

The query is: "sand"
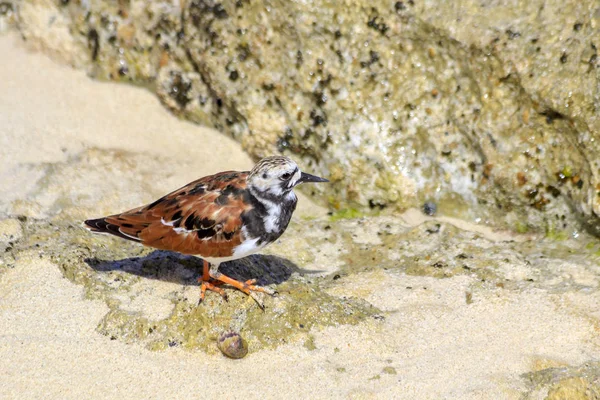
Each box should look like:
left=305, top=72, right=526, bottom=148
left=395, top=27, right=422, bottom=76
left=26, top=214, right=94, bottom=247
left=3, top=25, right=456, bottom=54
left=1, top=32, right=600, bottom=399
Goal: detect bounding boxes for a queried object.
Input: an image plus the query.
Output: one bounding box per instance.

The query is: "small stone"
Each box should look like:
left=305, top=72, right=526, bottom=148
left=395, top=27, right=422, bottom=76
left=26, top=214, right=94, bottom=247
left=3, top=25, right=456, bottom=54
left=423, top=201, right=437, bottom=216
left=560, top=52, right=568, bottom=63
left=426, top=223, right=441, bottom=234
left=217, top=331, right=248, bottom=359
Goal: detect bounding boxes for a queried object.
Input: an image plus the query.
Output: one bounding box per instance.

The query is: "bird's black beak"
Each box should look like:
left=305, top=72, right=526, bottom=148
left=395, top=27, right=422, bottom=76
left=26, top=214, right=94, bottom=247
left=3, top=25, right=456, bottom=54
left=297, top=172, right=329, bottom=185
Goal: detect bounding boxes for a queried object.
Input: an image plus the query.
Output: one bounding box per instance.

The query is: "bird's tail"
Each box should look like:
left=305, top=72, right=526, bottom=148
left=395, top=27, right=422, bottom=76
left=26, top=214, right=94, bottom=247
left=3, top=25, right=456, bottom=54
left=83, top=217, right=142, bottom=243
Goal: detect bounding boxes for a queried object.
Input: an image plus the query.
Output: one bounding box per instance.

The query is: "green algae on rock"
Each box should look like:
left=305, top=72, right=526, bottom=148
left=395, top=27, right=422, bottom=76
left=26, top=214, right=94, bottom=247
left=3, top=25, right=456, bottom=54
left=0, top=218, right=23, bottom=274
left=267, top=215, right=600, bottom=296
left=13, top=219, right=379, bottom=354
left=522, top=362, right=600, bottom=399
left=4, top=206, right=600, bottom=359
left=15, top=0, right=600, bottom=237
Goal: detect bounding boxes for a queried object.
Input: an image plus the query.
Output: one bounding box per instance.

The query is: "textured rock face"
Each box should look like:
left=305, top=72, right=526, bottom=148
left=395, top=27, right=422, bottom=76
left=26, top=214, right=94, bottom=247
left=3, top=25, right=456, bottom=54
left=14, top=0, right=600, bottom=236
left=412, top=0, right=600, bottom=232
left=414, top=0, right=600, bottom=138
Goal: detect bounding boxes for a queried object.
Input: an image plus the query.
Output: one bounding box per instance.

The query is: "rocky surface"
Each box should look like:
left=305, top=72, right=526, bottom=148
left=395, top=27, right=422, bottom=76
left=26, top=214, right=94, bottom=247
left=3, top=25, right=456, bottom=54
left=523, top=362, right=600, bottom=399
left=414, top=0, right=600, bottom=137
left=11, top=217, right=378, bottom=353
left=11, top=0, right=600, bottom=237
left=6, top=208, right=600, bottom=356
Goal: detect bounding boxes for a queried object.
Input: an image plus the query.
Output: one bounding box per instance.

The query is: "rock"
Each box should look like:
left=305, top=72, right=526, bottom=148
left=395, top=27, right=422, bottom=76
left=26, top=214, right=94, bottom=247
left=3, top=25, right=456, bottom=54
left=0, top=1, right=17, bottom=33
left=10, top=218, right=378, bottom=354
left=7, top=204, right=600, bottom=355
left=423, top=201, right=437, bottom=216
left=547, top=378, right=599, bottom=400
left=12, top=0, right=600, bottom=236
left=0, top=218, right=22, bottom=246
left=413, top=1, right=600, bottom=144
left=522, top=362, right=600, bottom=399
left=0, top=218, right=22, bottom=271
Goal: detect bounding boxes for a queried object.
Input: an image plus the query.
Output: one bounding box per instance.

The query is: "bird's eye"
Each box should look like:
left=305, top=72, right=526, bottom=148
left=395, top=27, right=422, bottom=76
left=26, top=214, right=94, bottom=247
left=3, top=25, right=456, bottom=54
left=262, top=173, right=268, bottom=179
left=280, top=172, right=292, bottom=180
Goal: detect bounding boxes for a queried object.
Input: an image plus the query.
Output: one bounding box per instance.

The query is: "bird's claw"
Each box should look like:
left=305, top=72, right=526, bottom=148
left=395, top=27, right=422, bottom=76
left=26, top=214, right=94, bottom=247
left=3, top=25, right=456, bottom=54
left=198, top=279, right=228, bottom=305
left=198, top=272, right=276, bottom=309
left=249, top=291, right=265, bottom=311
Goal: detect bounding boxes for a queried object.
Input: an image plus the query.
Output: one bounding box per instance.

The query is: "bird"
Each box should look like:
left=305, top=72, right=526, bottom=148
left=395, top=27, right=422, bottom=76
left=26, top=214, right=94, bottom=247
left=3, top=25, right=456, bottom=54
left=84, top=156, right=329, bottom=308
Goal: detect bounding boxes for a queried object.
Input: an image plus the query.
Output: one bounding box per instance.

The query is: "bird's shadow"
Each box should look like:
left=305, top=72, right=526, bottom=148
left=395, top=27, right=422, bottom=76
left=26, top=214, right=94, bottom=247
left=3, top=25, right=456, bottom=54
left=84, top=250, right=318, bottom=287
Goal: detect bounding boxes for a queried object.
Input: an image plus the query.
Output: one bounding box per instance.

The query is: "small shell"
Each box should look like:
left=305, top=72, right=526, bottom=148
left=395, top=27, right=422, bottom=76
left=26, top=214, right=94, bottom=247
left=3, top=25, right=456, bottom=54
left=217, top=331, right=248, bottom=359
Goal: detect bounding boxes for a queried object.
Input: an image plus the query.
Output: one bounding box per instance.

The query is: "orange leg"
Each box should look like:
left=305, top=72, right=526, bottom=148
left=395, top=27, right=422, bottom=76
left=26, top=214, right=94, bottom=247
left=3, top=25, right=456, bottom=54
left=211, top=273, right=274, bottom=296
left=198, top=260, right=228, bottom=304
left=197, top=259, right=276, bottom=308
left=199, top=279, right=227, bottom=302
left=202, top=259, right=210, bottom=281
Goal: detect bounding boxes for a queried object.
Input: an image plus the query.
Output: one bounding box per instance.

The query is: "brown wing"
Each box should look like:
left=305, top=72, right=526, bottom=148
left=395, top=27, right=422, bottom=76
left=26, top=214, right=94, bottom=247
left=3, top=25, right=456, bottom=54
left=84, top=171, right=251, bottom=257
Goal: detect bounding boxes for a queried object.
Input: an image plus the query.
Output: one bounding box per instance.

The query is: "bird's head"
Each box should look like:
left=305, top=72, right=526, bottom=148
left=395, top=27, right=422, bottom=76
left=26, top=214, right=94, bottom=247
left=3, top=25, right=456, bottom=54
left=248, top=156, right=328, bottom=200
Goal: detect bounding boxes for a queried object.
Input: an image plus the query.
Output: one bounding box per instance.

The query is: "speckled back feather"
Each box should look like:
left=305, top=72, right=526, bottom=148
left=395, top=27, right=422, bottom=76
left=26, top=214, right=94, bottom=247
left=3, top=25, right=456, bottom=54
left=85, top=171, right=251, bottom=257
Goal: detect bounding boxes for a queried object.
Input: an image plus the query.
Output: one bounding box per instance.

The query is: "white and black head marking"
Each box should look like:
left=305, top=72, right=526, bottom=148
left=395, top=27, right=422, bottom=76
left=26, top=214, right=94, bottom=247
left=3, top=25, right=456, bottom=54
left=243, top=155, right=329, bottom=242
left=248, top=156, right=300, bottom=198
left=247, top=156, right=328, bottom=201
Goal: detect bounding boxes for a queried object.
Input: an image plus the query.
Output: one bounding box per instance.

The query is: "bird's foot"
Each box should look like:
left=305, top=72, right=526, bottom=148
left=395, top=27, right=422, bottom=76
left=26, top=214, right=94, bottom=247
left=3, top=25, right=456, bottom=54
left=241, top=278, right=277, bottom=296
left=208, top=274, right=276, bottom=310
left=241, top=279, right=277, bottom=310
left=198, top=278, right=228, bottom=305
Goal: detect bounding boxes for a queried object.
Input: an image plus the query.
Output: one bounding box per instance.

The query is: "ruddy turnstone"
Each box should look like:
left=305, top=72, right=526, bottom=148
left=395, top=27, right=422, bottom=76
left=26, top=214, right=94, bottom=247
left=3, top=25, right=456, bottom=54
left=84, top=156, right=328, bottom=307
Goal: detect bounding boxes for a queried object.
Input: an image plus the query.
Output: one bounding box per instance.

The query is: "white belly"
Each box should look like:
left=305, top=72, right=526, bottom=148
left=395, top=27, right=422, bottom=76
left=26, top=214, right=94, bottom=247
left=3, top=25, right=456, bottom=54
left=202, top=237, right=267, bottom=265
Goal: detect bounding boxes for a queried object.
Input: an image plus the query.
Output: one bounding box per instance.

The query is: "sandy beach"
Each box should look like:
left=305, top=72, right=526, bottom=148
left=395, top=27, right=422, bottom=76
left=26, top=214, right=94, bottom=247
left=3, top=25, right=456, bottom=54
left=2, top=32, right=600, bottom=399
